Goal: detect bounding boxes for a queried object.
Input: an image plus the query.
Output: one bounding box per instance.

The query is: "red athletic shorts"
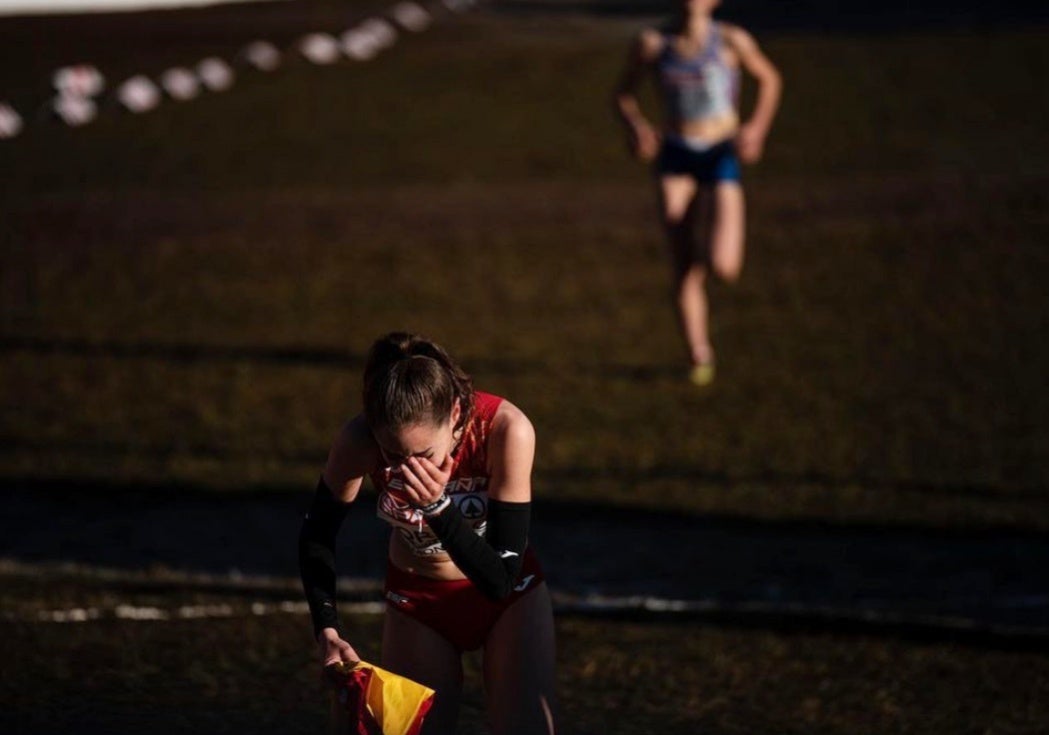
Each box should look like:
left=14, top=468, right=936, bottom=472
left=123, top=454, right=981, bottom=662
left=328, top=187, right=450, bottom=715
left=383, top=547, right=545, bottom=652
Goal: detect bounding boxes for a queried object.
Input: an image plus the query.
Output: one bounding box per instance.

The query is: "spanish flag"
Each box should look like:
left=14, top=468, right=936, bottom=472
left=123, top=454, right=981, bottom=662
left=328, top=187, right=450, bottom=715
left=328, top=661, right=436, bottom=735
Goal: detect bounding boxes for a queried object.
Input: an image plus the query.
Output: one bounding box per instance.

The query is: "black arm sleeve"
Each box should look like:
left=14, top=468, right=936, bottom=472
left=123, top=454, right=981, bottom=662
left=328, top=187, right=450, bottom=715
left=425, top=498, right=530, bottom=600
left=298, top=477, right=351, bottom=638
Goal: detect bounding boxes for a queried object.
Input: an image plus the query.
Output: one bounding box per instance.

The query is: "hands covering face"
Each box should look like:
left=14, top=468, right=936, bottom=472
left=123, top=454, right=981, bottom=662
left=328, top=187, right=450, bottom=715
left=397, top=454, right=454, bottom=508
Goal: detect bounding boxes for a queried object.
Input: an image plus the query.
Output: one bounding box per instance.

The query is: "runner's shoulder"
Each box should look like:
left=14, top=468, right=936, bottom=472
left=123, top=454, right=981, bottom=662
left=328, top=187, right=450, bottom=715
left=323, top=414, right=381, bottom=498
left=636, top=27, right=667, bottom=60
left=719, top=22, right=758, bottom=52
left=490, top=399, right=535, bottom=450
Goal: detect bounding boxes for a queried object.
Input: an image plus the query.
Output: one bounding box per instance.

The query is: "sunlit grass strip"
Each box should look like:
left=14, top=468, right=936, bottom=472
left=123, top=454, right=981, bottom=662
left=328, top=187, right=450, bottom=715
left=7, top=600, right=389, bottom=623
left=555, top=593, right=1049, bottom=640
left=14, top=594, right=1049, bottom=642
left=0, top=557, right=383, bottom=594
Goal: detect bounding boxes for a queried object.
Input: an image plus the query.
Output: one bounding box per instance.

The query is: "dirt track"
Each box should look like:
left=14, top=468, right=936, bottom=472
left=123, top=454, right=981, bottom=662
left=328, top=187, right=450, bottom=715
left=5, top=478, right=1048, bottom=641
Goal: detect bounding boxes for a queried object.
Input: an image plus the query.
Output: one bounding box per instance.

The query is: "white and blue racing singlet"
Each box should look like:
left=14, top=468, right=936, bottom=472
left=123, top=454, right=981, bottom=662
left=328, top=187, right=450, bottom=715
left=656, top=23, right=740, bottom=124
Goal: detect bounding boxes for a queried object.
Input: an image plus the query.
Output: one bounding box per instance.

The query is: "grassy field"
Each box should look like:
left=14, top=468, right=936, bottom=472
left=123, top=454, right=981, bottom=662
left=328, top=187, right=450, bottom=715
left=3, top=571, right=1049, bottom=735
left=2, top=1, right=1049, bottom=732
left=2, top=8, right=1048, bottom=525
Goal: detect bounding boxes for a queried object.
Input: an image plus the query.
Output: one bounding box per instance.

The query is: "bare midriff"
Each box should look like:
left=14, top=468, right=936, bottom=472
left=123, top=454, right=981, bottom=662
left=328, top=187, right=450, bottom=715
left=389, top=533, right=468, bottom=581
left=667, top=109, right=739, bottom=143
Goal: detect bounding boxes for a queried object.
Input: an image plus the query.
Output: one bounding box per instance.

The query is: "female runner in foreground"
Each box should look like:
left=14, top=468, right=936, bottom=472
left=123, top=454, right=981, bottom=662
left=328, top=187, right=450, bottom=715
left=299, top=332, right=556, bottom=735
left=614, top=0, right=782, bottom=386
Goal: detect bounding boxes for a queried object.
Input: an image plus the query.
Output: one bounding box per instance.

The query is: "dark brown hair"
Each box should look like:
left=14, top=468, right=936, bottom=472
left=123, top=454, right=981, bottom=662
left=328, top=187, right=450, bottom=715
left=362, top=332, right=474, bottom=434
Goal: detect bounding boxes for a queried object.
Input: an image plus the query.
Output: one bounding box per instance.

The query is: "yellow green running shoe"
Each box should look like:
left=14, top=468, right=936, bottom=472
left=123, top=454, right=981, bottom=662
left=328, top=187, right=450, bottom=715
left=688, top=362, right=715, bottom=387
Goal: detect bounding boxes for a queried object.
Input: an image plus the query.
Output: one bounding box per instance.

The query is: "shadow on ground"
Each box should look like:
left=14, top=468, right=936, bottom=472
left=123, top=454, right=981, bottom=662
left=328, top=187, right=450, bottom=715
left=4, top=477, right=1047, bottom=646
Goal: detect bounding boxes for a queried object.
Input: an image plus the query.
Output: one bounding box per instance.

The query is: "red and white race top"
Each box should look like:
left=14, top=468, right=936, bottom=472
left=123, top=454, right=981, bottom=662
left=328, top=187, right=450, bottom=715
left=372, top=391, right=503, bottom=556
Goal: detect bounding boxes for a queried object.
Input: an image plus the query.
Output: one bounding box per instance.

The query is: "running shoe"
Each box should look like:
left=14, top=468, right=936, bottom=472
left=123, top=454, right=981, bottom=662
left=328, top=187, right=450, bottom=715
left=689, top=362, right=715, bottom=387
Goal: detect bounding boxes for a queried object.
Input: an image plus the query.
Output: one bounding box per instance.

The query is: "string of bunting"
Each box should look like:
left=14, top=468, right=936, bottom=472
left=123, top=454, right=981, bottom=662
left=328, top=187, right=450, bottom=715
left=0, top=0, right=479, bottom=139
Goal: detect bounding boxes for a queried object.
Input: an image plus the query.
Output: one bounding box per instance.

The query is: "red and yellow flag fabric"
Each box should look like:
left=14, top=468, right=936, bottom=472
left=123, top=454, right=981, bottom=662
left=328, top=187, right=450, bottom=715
left=328, top=661, right=436, bottom=735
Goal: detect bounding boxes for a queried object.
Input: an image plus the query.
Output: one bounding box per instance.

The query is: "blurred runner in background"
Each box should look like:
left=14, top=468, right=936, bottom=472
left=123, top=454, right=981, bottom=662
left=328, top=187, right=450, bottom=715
left=614, top=0, right=781, bottom=386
